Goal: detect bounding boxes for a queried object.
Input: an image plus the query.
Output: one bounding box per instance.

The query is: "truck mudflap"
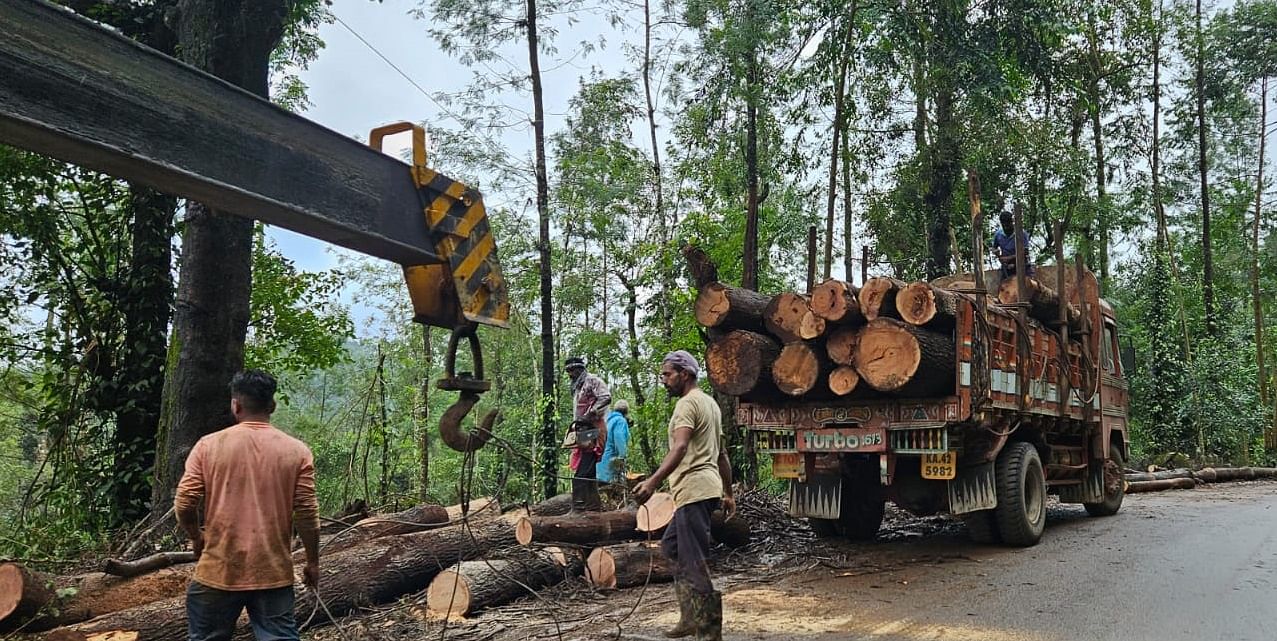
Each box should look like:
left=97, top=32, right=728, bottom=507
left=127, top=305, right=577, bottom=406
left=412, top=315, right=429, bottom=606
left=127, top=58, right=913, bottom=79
left=1057, top=460, right=1106, bottom=503
left=789, top=474, right=841, bottom=519
left=948, top=461, right=997, bottom=515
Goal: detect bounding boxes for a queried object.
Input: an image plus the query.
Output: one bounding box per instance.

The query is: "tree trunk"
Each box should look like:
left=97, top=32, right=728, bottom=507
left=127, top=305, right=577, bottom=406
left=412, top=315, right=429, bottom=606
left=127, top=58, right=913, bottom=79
left=419, top=326, right=432, bottom=502
left=1085, top=10, right=1110, bottom=291
left=764, top=293, right=812, bottom=344
left=924, top=78, right=957, bottom=280
left=858, top=277, right=907, bottom=321
left=321, top=503, right=451, bottom=555
left=113, top=185, right=175, bottom=523
left=1123, top=469, right=1194, bottom=483
left=695, top=283, right=771, bottom=333
left=618, top=273, right=647, bottom=406
left=1252, top=78, right=1268, bottom=409
left=514, top=510, right=642, bottom=546
left=824, top=23, right=849, bottom=280
left=0, top=564, right=53, bottom=628
left=425, top=549, right=582, bottom=617
left=526, top=0, right=558, bottom=500
left=706, top=330, right=781, bottom=398
left=1195, top=0, right=1217, bottom=335
left=895, top=281, right=959, bottom=330
left=810, top=279, right=863, bottom=324
left=527, top=493, right=574, bottom=517
left=854, top=318, right=955, bottom=396
left=642, top=0, right=673, bottom=346
left=825, top=326, right=862, bottom=366
left=743, top=49, right=761, bottom=291
left=771, top=342, right=833, bottom=397
left=585, top=543, right=672, bottom=590
left=151, top=0, right=290, bottom=522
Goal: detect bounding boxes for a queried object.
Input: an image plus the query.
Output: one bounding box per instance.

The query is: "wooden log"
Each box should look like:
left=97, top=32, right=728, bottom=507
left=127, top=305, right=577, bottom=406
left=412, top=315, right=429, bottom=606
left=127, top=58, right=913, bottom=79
left=829, top=366, right=861, bottom=397
left=101, top=552, right=196, bottom=578
left=706, top=330, right=781, bottom=398
left=825, top=326, right=861, bottom=366
left=425, top=548, right=583, bottom=617
left=695, top=282, right=770, bottom=333
left=635, top=492, right=676, bottom=533
left=710, top=511, right=751, bottom=548
left=527, top=493, right=573, bottom=516
left=2, top=562, right=199, bottom=633
left=0, top=563, right=54, bottom=627
left=896, top=281, right=959, bottom=329
left=798, top=311, right=827, bottom=340
left=996, top=277, right=1081, bottom=330
left=322, top=502, right=452, bottom=555
left=858, top=277, right=907, bottom=321
left=853, top=318, right=955, bottom=396
left=40, top=516, right=524, bottom=640
left=1123, top=469, right=1194, bottom=483
left=585, top=543, right=673, bottom=590
left=810, top=279, right=864, bottom=324
left=771, top=342, right=833, bottom=397
left=446, top=496, right=499, bottom=521
left=1125, top=478, right=1196, bottom=493
left=763, top=293, right=811, bottom=344
left=1193, top=467, right=1218, bottom=483
left=514, top=510, right=641, bottom=546
left=320, top=498, right=370, bottom=533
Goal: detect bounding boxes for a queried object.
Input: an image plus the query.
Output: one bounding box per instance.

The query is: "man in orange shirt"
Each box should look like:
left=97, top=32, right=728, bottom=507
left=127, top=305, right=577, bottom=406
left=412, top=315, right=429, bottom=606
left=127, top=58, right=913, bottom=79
left=175, top=370, right=320, bottom=641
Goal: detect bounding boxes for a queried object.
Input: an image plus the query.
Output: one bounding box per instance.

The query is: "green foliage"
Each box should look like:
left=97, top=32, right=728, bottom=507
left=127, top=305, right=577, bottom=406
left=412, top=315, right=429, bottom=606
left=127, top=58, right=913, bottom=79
left=246, top=230, right=354, bottom=376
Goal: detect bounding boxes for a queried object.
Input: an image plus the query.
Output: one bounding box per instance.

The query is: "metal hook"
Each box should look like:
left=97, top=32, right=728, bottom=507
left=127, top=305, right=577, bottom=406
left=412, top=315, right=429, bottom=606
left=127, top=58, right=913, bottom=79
left=437, top=324, right=495, bottom=452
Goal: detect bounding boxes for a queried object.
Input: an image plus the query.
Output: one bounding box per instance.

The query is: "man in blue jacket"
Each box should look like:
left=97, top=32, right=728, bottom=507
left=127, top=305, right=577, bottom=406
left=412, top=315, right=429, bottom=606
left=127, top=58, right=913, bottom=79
left=597, top=400, right=631, bottom=485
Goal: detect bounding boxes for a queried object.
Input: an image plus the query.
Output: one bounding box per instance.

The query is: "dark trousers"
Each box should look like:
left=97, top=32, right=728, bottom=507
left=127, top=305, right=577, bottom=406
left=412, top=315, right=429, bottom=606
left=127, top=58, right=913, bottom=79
left=186, top=581, right=298, bottom=641
left=660, top=498, right=720, bottom=595
left=572, top=447, right=602, bottom=510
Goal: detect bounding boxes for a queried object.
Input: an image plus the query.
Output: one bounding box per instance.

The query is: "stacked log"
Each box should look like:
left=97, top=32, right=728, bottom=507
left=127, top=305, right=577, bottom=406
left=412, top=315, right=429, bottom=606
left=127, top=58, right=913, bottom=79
left=858, top=277, right=907, bottom=321
left=996, top=277, right=1081, bottom=331
left=764, top=293, right=813, bottom=343
left=853, top=318, right=955, bottom=396
left=810, top=279, right=863, bottom=324
left=895, top=281, right=960, bottom=330
left=585, top=543, right=672, bottom=589
left=771, top=342, right=832, bottom=397
left=695, top=283, right=770, bottom=334
left=706, top=330, right=781, bottom=398
left=425, top=547, right=584, bottom=617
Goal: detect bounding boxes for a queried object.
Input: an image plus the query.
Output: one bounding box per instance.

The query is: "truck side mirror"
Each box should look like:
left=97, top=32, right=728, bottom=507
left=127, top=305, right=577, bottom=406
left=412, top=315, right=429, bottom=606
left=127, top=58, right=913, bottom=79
left=1119, top=335, right=1136, bottom=375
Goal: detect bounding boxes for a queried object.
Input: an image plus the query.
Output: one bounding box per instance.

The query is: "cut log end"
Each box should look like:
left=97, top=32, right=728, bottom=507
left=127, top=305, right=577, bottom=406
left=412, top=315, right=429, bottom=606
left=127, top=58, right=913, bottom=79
left=706, top=330, right=781, bottom=398
left=854, top=319, right=921, bottom=391
left=515, top=517, right=534, bottom=545
left=826, top=326, right=861, bottom=366
left=585, top=548, right=618, bottom=590
left=425, top=569, right=470, bottom=617
left=858, top=277, right=903, bottom=321
left=829, top=367, right=861, bottom=396
left=0, top=563, right=23, bottom=620
left=772, top=343, right=825, bottom=396
left=636, top=493, right=676, bottom=532
left=764, top=293, right=811, bottom=343
left=897, top=282, right=937, bottom=326
left=798, top=311, right=826, bottom=340
left=694, top=283, right=731, bottom=327
left=810, top=279, right=860, bottom=322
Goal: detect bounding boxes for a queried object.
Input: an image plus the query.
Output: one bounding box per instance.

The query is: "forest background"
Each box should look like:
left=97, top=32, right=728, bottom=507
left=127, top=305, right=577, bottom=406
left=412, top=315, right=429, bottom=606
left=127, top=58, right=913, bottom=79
left=1, top=0, right=1275, bottom=559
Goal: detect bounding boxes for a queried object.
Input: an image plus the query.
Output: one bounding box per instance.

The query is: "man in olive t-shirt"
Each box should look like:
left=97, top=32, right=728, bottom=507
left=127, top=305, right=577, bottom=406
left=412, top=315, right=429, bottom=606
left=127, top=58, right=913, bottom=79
left=634, top=350, right=734, bottom=641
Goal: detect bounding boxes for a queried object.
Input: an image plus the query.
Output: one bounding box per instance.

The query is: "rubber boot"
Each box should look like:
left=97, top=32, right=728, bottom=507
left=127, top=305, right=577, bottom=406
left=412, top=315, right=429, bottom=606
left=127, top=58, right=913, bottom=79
left=695, top=590, right=722, bottom=641
left=663, top=581, right=696, bottom=639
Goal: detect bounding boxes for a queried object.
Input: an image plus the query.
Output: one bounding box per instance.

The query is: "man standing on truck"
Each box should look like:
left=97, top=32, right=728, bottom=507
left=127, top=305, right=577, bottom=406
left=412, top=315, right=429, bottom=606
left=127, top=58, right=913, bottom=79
left=175, top=370, right=320, bottom=641
left=634, top=351, right=735, bottom=641
left=994, top=210, right=1035, bottom=281
left=565, top=356, right=610, bottom=512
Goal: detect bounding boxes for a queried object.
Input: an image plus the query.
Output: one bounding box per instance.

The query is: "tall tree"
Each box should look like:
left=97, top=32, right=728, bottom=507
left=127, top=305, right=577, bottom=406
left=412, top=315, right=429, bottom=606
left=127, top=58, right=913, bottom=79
left=1195, top=0, right=1218, bottom=335
left=151, top=0, right=295, bottom=520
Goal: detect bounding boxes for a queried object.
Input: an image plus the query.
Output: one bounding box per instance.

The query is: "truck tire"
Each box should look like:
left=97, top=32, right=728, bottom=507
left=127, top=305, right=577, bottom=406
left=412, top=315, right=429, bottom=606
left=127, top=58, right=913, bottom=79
left=993, top=442, right=1047, bottom=546
left=960, top=509, right=1000, bottom=544
left=1084, top=444, right=1125, bottom=517
left=809, top=518, right=840, bottom=538
left=839, top=456, right=885, bottom=541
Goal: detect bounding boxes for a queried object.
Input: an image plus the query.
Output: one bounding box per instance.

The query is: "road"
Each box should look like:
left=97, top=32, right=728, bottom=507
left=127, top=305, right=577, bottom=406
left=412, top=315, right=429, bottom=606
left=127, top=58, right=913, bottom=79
left=669, top=481, right=1277, bottom=641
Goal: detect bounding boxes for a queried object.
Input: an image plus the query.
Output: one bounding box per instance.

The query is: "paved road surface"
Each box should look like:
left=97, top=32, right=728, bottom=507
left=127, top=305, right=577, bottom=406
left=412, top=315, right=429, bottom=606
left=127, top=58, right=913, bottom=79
left=632, top=482, right=1277, bottom=641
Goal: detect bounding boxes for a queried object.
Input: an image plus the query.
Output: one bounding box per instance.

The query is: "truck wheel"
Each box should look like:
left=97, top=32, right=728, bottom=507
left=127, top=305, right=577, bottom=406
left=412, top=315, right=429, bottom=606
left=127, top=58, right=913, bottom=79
left=1084, top=445, right=1125, bottom=517
left=994, top=442, right=1047, bottom=546
left=960, top=509, right=1000, bottom=544
left=839, top=456, right=885, bottom=541
left=809, top=518, right=841, bottom=538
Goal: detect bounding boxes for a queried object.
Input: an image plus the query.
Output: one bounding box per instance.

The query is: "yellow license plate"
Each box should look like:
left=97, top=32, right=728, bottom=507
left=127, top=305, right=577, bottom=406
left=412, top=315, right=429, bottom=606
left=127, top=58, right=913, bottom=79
left=921, top=452, right=957, bottom=480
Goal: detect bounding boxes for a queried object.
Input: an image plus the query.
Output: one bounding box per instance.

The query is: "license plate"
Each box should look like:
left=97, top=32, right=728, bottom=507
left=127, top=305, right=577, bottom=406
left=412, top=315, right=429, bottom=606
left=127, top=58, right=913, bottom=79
left=771, top=453, right=804, bottom=480
left=921, top=451, right=957, bottom=480
left=796, top=427, right=886, bottom=453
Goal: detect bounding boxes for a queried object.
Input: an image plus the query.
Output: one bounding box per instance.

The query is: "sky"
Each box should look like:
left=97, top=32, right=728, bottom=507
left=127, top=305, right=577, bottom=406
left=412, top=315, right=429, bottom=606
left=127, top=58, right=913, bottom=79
left=272, top=0, right=645, bottom=275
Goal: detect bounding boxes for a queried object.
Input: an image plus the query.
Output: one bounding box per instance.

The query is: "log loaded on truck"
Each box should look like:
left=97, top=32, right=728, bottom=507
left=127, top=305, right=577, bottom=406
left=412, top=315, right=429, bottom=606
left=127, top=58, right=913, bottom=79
left=697, top=257, right=1129, bottom=546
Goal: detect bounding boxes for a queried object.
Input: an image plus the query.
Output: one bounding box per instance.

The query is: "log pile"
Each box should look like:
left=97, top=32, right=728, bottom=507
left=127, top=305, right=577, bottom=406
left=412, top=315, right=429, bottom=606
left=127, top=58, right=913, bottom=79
left=1118, top=466, right=1277, bottom=494
left=702, top=278, right=968, bottom=402
left=3, top=491, right=753, bottom=637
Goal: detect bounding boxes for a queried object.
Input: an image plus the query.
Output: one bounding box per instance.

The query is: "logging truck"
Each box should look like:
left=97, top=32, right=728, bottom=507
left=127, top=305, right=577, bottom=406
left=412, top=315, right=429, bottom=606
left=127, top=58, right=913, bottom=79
left=698, top=262, right=1130, bottom=546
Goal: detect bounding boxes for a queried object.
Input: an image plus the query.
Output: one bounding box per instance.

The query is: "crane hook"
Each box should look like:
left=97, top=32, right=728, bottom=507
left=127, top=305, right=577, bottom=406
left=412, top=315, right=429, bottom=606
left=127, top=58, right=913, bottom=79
left=436, top=324, right=498, bottom=452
